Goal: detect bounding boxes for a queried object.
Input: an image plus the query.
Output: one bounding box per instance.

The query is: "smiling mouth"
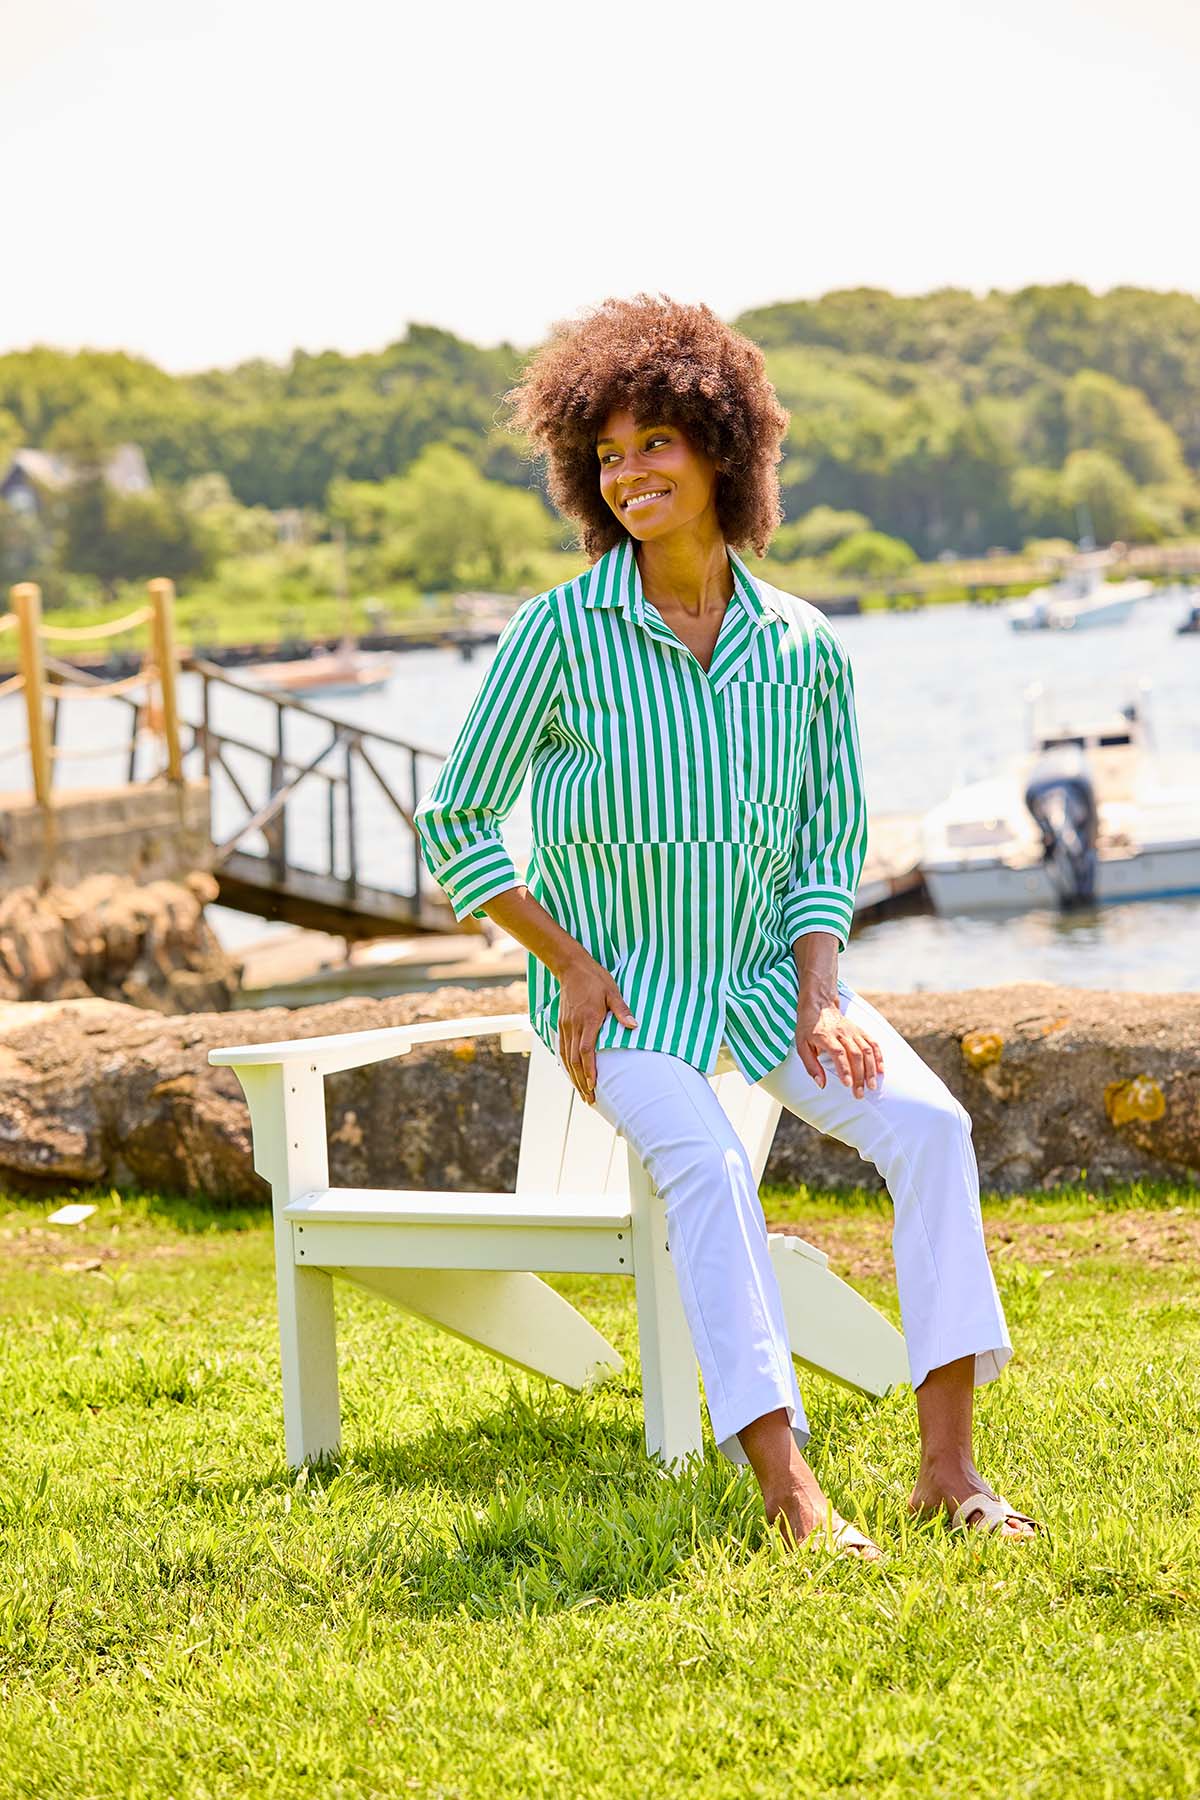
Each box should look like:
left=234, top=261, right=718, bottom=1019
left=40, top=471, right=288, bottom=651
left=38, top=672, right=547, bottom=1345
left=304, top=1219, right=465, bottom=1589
left=622, top=489, right=670, bottom=511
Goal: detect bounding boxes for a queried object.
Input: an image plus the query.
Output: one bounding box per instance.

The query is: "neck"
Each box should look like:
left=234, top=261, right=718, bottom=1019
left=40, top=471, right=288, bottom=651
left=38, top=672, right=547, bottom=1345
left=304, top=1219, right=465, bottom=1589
left=635, top=514, right=733, bottom=617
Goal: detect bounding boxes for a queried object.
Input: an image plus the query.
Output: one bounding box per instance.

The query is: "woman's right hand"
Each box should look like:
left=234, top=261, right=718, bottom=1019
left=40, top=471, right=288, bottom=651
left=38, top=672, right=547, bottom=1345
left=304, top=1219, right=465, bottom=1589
left=556, top=953, right=637, bottom=1105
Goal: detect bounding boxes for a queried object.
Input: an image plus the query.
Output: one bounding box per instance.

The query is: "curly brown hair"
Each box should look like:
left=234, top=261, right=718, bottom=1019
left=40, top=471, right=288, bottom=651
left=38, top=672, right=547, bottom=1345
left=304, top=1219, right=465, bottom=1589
left=503, top=293, right=789, bottom=560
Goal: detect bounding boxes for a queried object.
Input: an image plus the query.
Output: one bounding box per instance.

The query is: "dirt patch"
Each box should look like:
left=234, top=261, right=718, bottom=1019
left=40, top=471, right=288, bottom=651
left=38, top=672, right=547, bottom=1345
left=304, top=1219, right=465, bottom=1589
left=769, top=1207, right=1200, bottom=1283
left=0, top=1220, right=229, bottom=1274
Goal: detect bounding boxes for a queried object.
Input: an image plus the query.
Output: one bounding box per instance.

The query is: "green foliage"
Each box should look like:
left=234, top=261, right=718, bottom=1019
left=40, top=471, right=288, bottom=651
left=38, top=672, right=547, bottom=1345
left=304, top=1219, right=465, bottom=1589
left=1061, top=449, right=1142, bottom=544
left=0, top=500, right=44, bottom=588
left=329, top=443, right=556, bottom=592
left=773, top=505, right=871, bottom=561
left=1064, top=370, right=1189, bottom=487
left=826, top=528, right=918, bottom=577
left=179, top=471, right=281, bottom=556
left=0, top=1183, right=1198, bottom=1797
left=1011, top=465, right=1071, bottom=539
left=5, top=291, right=1200, bottom=572
left=737, top=286, right=1200, bottom=554
left=61, top=473, right=216, bottom=594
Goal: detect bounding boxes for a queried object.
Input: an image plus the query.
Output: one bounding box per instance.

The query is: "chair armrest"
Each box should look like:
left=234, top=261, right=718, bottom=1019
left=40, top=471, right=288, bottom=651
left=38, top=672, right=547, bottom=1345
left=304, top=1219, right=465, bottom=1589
left=208, top=1011, right=532, bottom=1077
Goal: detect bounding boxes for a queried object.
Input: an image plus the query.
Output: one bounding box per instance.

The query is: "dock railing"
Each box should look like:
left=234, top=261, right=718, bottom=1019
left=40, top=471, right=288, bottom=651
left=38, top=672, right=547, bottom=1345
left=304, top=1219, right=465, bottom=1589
left=0, top=578, right=184, bottom=801
left=1, top=575, right=458, bottom=936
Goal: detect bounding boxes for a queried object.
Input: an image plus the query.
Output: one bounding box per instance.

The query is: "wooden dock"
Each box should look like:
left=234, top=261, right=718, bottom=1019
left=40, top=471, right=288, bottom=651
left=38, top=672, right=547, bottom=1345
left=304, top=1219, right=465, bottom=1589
left=0, top=582, right=462, bottom=939
left=233, top=816, right=928, bottom=1008
left=3, top=576, right=927, bottom=987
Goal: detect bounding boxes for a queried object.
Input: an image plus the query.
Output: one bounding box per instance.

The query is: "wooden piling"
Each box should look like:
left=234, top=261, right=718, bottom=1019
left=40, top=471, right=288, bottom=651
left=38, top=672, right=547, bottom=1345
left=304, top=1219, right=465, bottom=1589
left=148, top=577, right=183, bottom=782
left=11, top=582, right=52, bottom=809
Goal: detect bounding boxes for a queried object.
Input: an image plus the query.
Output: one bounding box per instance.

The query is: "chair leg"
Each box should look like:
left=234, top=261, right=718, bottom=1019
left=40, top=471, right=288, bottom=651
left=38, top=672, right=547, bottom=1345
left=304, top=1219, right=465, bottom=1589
left=629, top=1155, right=702, bottom=1471
left=232, top=1062, right=341, bottom=1468
left=276, top=1255, right=341, bottom=1468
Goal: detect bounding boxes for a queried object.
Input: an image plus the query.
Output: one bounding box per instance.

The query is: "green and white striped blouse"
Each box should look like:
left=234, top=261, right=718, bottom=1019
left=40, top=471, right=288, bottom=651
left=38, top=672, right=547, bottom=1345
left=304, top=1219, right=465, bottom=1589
left=414, top=536, right=868, bottom=1083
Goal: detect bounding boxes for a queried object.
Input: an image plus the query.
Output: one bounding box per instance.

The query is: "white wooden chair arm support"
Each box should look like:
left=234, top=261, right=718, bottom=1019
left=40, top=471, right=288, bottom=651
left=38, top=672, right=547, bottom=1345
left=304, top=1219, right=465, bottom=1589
left=207, top=1011, right=532, bottom=1076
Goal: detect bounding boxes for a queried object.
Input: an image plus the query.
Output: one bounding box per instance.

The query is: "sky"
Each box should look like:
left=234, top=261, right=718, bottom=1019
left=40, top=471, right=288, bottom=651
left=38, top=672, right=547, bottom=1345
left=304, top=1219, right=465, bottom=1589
left=2, top=0, right=1198, bottom=372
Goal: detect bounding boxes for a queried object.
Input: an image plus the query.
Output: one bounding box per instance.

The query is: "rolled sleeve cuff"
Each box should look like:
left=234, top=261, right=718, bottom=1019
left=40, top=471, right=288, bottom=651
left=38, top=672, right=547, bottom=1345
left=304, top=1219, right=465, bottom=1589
left=781, top=884, right=856, bottom=953
left=428, top=839, right=521, bottom=923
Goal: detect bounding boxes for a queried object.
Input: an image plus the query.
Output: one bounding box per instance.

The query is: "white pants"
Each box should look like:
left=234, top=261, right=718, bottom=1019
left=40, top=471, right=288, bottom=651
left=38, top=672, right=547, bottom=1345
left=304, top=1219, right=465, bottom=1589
left=553, top=978, right=1011, bottom=1465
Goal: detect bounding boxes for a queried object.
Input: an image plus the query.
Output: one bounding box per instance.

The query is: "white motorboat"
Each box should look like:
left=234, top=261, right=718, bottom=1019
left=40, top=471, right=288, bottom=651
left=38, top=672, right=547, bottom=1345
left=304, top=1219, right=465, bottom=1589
left=1008, top=550, right=1152, bottom=632
left=919, top=687, right=1200, bottom=913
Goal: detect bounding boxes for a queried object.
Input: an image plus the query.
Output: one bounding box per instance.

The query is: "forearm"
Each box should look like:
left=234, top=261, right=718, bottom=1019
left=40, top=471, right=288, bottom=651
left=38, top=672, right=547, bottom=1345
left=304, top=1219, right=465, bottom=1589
left=484, top=884, right=595, bottom=981
left=791, top=929, right=839, bottom=1005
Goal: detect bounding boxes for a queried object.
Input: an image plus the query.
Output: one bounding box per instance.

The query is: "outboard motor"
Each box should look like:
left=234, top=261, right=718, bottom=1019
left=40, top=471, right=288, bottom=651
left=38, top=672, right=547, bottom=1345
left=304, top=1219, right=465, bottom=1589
left=1023, top=744, right=1098, bottom=908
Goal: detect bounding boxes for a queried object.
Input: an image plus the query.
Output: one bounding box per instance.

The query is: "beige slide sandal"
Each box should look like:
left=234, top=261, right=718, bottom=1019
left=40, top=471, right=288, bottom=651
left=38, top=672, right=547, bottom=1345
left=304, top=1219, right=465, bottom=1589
left=950, top=1492, right=1041, bottom=1539
left=805, top=1508, right=885, bottom=1562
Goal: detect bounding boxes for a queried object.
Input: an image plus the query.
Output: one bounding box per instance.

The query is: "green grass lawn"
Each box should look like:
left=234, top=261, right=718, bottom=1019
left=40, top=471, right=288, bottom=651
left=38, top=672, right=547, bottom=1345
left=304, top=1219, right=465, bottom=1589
left=3, top=1181, right=1198, bottom=1799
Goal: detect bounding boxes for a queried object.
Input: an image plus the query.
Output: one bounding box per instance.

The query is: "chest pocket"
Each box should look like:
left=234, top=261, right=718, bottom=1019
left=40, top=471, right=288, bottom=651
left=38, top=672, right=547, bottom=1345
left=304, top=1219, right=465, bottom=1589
left=728, top=680, right=814, bottom=810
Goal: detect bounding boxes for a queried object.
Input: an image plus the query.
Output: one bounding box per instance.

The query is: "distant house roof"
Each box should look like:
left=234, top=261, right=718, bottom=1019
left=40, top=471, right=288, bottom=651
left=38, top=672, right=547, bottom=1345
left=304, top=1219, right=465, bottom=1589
left=0, top=444, right=152, bottom=511
left=3, top=448, right=74, bottom=491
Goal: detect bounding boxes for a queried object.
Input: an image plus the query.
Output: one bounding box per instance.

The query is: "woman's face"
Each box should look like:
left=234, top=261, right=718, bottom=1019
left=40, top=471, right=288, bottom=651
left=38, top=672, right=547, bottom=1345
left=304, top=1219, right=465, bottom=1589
left=596, top=407, right=721, bottom=543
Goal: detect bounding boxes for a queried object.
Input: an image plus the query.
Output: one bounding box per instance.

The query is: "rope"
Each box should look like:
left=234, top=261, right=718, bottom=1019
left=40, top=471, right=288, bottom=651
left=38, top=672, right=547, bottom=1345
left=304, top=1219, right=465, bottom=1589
left=40, top=606, right=153, bottom=641
left=49, top=740, right=146, bottom=761
left=0, top=671, right=25, bottom=697
left=43, top=667, right=158, bottom=700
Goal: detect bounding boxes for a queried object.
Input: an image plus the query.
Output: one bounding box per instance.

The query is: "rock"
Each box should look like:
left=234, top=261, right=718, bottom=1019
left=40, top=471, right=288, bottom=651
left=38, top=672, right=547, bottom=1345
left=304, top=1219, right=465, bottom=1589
left=0, top=981, right=1195, bottom=1203
left=0, top=873, right=237, bottom=1013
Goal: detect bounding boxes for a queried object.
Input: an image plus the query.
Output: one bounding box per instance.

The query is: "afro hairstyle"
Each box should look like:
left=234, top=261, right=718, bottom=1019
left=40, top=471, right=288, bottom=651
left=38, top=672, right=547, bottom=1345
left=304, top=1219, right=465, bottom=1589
left=502, top=292, right=790, bottom=559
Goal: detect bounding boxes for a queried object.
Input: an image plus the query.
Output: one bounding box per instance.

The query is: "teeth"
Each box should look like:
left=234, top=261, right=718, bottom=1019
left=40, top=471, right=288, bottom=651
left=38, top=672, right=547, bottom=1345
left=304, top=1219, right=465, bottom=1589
left=625, top=491, right=667, bottom=509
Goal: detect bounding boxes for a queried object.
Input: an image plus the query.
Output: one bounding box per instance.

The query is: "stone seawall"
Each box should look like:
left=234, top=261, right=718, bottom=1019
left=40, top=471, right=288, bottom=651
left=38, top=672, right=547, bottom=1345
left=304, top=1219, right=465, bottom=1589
left=0, top=981, right=1195, bottom=1201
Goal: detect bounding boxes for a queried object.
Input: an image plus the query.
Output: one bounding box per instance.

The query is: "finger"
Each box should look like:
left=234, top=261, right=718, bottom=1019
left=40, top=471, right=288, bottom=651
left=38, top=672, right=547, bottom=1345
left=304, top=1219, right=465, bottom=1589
left=609, top=989, right=638, bottom=1030
left=581, top=1038, right=598, bottom=1105
left=797, top=1038, right=826, bottom=1087
left=562, top=1030, right=587, bottom=1104
left=831, top=1044, right=855, bottom=1091
left=854, top=1030, right=883, bottom=1088
left=844, top=1039, right=867, bottom=1098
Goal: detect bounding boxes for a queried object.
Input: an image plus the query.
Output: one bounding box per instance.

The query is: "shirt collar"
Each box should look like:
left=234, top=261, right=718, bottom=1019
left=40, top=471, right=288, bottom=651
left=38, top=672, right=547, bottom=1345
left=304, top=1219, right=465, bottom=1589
left=581, top=536, right=787, bottom=628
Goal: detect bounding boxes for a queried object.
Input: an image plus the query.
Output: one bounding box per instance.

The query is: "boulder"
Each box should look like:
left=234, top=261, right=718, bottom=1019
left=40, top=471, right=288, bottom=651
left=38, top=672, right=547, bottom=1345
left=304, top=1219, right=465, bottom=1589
left=0, top=981, right=1195, bottom=1202
left=0, top=871, right=236, bottom=1013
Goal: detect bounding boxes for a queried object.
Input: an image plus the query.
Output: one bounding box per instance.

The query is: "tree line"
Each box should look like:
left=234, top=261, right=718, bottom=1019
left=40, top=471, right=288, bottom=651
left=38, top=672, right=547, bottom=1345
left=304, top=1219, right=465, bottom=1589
left=1, top=286, right=1198, bottom=599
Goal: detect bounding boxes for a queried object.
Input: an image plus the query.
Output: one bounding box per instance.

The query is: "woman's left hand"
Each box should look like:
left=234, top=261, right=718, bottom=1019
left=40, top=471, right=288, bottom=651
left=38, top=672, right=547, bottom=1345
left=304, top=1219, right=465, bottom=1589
left=795, top=983, right=883, bottom=1099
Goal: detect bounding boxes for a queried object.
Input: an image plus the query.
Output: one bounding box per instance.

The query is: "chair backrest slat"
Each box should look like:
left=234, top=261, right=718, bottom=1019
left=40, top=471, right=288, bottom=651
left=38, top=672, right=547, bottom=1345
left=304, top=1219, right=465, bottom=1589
left=515, top=1038, right=627, bottom=1199
left=515, top=1037, right=780, bottom=1202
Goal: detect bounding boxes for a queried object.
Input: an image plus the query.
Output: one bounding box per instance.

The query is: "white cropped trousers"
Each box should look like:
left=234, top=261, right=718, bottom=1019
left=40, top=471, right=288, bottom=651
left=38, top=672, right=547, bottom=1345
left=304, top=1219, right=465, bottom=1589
left=554, top=978, right=1011, bottom=1464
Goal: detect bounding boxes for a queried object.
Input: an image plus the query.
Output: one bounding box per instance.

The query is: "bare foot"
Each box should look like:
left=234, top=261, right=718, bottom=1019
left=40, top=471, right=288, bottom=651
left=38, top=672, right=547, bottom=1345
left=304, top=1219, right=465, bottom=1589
left=737, top=1412, right=882, bottom=1560
left=765, top=1476, right=883, bottom=1562
left=909, top=1457, right=1038, bottom=1540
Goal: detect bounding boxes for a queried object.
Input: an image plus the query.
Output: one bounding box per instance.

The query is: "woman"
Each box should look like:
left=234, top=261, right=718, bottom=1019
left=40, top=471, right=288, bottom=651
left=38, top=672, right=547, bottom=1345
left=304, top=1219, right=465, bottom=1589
left=415, top=295, right=1039, bottom=1556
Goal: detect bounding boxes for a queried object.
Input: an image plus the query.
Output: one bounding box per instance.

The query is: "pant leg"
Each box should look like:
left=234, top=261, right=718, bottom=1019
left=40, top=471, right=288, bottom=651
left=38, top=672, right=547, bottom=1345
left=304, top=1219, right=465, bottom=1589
left=551, top=1028, right=808, bottom=1465
left=755, top=978, right=1012, bottom=1393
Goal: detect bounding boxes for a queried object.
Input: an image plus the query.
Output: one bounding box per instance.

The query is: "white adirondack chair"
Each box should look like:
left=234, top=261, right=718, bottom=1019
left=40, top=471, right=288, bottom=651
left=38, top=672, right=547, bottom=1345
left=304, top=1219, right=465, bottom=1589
left=208, top=1012, right=908, bottom=1471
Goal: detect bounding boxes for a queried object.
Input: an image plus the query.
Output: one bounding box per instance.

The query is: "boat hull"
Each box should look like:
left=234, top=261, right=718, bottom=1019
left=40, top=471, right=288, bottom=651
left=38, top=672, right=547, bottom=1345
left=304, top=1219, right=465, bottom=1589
left=922, top=841, right=1200, bottom=913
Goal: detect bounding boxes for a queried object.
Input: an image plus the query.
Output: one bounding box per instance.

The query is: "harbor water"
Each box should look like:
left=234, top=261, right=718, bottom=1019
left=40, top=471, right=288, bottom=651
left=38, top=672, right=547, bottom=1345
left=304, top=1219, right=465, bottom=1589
left=6, top=586, right=1199, bottom=993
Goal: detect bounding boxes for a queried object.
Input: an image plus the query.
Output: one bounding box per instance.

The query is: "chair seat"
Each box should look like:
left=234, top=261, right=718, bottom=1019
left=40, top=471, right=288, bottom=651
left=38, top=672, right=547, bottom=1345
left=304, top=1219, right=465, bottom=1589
left=284, top=1187, right=633, bottom=1231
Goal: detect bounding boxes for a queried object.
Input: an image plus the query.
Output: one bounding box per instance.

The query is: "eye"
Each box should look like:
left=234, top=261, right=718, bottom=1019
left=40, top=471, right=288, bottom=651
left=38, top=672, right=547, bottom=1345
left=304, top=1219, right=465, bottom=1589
left=599, top=449, right=620, bottom=465
left=646, top=434, right=670, bottom=449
